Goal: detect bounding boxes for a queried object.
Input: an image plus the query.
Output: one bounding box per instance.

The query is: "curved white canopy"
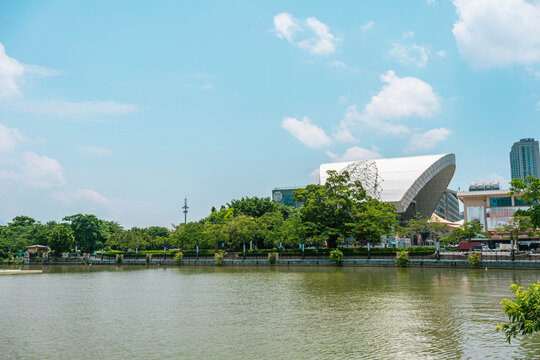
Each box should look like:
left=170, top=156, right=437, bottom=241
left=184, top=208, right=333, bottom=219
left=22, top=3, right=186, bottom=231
left=319, top=153, right=456, bottom=217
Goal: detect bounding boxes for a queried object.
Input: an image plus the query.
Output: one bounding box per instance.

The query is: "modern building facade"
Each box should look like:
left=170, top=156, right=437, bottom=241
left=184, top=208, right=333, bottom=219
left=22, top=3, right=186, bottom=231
left=457, top=188, right=530, bottom=233
left=510, top=138, right=540, bottom=180
left=434, top=189, right=460, bottom=222
left=272, top=186, right=303, bottom=208
left=319, top=153, right=456, bottom=222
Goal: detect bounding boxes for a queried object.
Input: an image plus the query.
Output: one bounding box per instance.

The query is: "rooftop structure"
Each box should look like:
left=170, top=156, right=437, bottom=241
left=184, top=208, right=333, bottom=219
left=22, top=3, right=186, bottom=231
left=319, top=153, right=456, bottom=220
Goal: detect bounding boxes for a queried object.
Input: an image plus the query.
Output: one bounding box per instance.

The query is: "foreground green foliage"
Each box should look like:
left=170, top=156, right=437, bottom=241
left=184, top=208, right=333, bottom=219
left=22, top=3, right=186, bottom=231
left=329, top=249, right=343, bottom=266
left=497, top=282, right=540, bottom=343
left=468, top=252, right=481, bottom=268
left=510, top=176, right=540, bottom=228
left=395, top=251, right=409, bottom=267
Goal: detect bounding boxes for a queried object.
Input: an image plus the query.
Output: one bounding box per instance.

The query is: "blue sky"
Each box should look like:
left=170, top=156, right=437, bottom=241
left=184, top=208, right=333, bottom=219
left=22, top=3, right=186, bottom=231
left=0, top=0, right=539, bottom=227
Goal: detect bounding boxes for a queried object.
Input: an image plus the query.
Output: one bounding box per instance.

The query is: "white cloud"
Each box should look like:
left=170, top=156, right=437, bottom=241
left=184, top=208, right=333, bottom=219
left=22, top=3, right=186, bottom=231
left=404, top=128, right=451, bottom=153
left=427, top=0, right=436, bottom=5
left=0, top=124, right=26, bottom=153
left=282, top=116, right=332, bottom=148
left=330, top=60, right=358, bottom=73
left=389, top=43, right=430, bottom=67
left=307, top=168, right=320, bottom=183
left=0, top=42, right=24, bottom=98
left=452, top=0, right=540, bottom=68
left=402, top=31, right=415, bottom=39
left=365, top=70, right=439, bottom=119
left=436, top=50, right=447, bottom=58
left=20, top=152, right=65, bottom=188
left=274, top=13, right=300, bottom=42
left=273, top=13, right=337, bottom=55
left=335, top=70, right=440, bottom=140
left=326, top=146, right=383, bottom=162
left=77, top=146, right=111, bottom=156
left=178, top=72, right=215, bottom=90
left=74, top=189, right=109, bottom=204
left=13, top=100, right=137, bottom=116
left=360, top=21, right=374, bottom=32
left=23, top=64, right=63, bottom=78
left=537, top=100, right=540, bottom=111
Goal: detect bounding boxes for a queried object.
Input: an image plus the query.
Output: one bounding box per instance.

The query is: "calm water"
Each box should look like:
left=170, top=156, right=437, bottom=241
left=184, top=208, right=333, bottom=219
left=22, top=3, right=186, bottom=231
left=1, top=265, right=539, bottom=360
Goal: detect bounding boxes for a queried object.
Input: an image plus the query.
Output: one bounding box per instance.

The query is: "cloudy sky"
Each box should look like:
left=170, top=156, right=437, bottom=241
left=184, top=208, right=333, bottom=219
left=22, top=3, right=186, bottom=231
left=1, top=0, right=539, bottom=227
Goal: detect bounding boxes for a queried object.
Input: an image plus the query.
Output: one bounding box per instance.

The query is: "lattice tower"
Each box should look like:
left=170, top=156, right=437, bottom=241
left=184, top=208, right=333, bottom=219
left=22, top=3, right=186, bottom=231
left=340, top=160, right=383, bottom=200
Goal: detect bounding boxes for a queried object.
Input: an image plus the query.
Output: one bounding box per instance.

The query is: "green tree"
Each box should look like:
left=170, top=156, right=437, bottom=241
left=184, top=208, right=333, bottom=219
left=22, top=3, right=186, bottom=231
left=279, top=212, right=306, bottom=248
left=63, top=214, right=107, bottom=253
left=404, top=213, right=431, bottom=246
left=123, top=227, right=150, bottom=251
left=47, top=224, right=75, bottom=255
left=497, top=282, right=540, bottom=343
left=256, top=211, right=284, bottom=248
left=509, top=175, right=540, bottom=227
left=1, top=216, right=39, bottom=252
left=496, top=214, right=536, bottom=254
left=450, top=220, right=489, bottom=251
left=294, top=170, right=360, bottom=248
left=223, top=215, right=257, bottom=250
left=146, top=226, right=170, bottom=239
left=202, top=222, right=227, bottom=249
left=171, top=222, right=203, bottom=249
left=295, top=170, right=397, bottom=248
left=227, top=196, right=291, bottom=219
left=348, top=199, right=398, bottom=245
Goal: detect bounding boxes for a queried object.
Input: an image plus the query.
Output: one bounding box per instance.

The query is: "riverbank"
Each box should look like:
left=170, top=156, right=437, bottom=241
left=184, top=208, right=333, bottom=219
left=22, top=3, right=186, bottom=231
left=11, top=256, right=540, bottom=269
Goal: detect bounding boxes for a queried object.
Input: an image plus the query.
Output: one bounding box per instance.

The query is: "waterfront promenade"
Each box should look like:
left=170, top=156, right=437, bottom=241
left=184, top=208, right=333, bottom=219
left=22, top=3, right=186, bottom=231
left=19, top=251, right=540, bottom=269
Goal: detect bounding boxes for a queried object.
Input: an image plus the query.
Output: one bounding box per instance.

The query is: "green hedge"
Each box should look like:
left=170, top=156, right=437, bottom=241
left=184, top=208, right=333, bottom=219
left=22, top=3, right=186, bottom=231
left=236, top=247, right=435, bottom=257
left=99, top=247, right=435, bottom=258
left=98, top=249, right=219, bottom=257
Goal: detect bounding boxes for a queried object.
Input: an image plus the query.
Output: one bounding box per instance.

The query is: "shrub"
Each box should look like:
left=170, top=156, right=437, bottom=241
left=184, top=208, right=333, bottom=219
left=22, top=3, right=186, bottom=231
left=215, top=250, right=224, bottom=265
left=329, top=249, right=343, bottom=266
left=145, top=254, right=151, bottom=264
left=468, top=252, right=481, bottom=268
left=497, top=282, right=540, bottom=343
left=395, top=250, right=409, bottom=267
left=269, top=252, right=277, bottom=265
left=174, top=252, right=183, bottom=264
left=116, top=254, right=122, bottom=264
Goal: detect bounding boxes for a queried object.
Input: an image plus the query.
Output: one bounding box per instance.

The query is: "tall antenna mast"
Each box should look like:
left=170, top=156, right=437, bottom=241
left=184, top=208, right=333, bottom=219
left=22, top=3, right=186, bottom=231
left=182, top=197, right=189, bottom=224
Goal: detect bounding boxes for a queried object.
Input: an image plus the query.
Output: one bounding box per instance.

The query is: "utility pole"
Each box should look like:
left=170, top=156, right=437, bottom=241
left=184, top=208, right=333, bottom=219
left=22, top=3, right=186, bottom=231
left=182, top=197, right=189, bottom=225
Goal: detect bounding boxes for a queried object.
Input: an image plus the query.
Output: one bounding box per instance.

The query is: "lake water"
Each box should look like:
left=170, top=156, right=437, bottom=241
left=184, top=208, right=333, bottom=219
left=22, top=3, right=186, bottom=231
left=1, top=265, right=539, bottom=359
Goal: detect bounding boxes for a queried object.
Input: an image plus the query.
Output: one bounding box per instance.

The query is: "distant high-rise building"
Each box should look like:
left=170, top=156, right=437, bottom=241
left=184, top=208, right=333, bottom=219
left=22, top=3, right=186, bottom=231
left=510, top=138, right=540, bottom=180
left=434, top=189, right=460, bottom=222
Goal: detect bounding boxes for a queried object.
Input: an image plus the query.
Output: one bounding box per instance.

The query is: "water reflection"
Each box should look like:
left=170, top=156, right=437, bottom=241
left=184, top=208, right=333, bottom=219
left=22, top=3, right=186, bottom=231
left=0, top=265, right=538, bottom=359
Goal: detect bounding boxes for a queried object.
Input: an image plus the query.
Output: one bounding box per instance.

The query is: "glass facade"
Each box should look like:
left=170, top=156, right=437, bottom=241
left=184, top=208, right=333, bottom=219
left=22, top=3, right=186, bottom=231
left=486, top=206, right=530, bottom=229
left=510, top=138, right=540, bottom=180
left=272, top=187, right=303, bottom=208
left=489, top=197, right=512, bottom=207
left=466, top=206, right=485, bottom=225
left=434, top=190, right=460, bottom=222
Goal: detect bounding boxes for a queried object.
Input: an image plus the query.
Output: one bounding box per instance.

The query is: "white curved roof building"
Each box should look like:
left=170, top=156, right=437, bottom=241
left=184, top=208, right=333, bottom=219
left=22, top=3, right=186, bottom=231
left=319, top=153, right=456, bottom=220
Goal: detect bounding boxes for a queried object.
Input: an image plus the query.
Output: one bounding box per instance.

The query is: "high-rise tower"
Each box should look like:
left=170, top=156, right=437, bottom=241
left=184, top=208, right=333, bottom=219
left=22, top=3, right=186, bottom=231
left=510, top=138, right=540, bottom=180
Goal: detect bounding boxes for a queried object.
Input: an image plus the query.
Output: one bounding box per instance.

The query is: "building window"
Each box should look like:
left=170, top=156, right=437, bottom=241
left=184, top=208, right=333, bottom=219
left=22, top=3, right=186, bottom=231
left=489, top=197, right=512, bottom=207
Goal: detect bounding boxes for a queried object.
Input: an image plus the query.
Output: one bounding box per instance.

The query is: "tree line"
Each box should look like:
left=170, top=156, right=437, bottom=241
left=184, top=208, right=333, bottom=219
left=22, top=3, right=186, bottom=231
left=0, top=171, right=407, bottom=257
left=3, top=172, right=540, bottom=259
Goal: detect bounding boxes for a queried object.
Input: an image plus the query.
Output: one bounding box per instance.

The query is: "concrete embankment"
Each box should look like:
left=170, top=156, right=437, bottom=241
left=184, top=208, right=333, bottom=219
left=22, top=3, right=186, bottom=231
left=21, top=257, right=540, bottom=269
